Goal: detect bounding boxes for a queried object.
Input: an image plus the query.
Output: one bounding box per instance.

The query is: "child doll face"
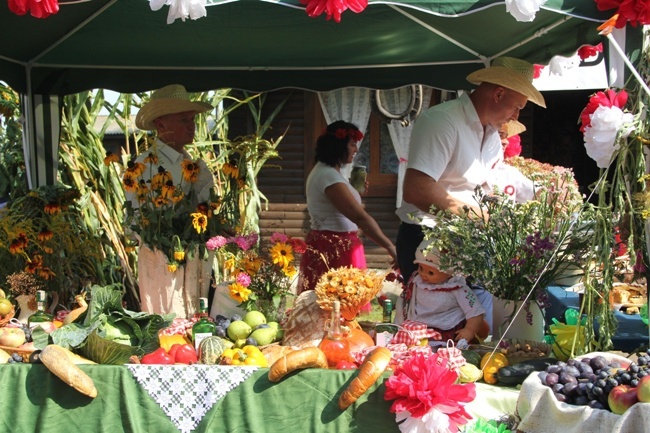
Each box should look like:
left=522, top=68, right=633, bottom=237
left=417, top=263, right=451, bottom=284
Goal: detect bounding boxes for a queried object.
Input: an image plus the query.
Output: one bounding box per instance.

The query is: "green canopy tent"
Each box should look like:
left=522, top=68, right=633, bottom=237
left=0, top=0, right=624, bottom=187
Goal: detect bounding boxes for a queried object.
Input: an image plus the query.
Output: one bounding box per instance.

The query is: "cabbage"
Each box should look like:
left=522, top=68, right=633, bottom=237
left=48, top=284, right=174, bottom=364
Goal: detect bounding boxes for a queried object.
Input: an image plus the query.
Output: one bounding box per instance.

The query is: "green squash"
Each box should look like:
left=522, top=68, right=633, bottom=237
left=198, top=336, right=230, bottom=365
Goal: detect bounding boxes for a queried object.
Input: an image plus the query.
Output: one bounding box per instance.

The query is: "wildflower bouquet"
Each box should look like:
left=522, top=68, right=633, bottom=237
left=207, top=232, right=306, bottom=321
left=426, top=186, right=595, bottom=304
left=120, top=150, right=239, bottom=271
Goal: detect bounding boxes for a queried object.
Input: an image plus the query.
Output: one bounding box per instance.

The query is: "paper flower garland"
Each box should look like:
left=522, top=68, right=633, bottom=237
left=299, top=0, right=368, bottom=22
left=384, top=353, right=476, bottom=433
left=595, top=0, right=650, bottom=28
left=505, top=0, right=547, bottom=22
left=579, top=89, right=635, bottom=168
left=577, top=43, right=603, bottom=60
left=149, top=0, right=207, bottom=25
left=8, top=0, right=59, bottom=18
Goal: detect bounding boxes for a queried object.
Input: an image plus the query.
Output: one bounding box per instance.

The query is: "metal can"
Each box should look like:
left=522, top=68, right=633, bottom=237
left=349, top=165, right=367, bottom=193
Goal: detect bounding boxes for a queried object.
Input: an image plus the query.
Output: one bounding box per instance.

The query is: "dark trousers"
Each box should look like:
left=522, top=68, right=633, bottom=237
left=395, top=222, right=425, bottom=282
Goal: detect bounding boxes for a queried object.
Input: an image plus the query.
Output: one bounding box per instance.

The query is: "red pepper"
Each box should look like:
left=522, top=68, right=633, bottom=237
left=141, top=347, right=175, bottom=365
left=169, top=343, right=198, bottom=365
left=335, top=360, right=358, bottom=370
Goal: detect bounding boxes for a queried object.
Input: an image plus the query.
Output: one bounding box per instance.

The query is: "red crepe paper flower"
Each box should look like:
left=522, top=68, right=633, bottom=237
left=384, top=353, right=475, bottom=432
left=577, top=43, right=604, bottom=60
left=8, top=0, right=59, bottom=18
left=579, top=88, right=628, bottom=132
left=533, top=64, right=545, bottom=79
left=300, top=0, right=368, bottom=22
left=595, top=0, right=650, bottom=27
left=504, top=135, right=522, bottom=159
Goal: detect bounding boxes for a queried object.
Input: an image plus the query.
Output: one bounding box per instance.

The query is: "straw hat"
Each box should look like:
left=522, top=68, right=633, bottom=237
left=466, top=57, right=546, bottom=108
left=136, top=84, right=213, bottom=130
left=505, top=120, right=526, bottom=138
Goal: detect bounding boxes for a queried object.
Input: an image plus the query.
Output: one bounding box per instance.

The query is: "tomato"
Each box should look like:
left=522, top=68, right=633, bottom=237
left=335, top=360, right=358, bottom=370
left=169, top=343, right=198, bottom=365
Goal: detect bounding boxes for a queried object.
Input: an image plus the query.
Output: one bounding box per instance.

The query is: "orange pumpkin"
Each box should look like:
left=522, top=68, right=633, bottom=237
left=344, top=326, right=374, bottom=353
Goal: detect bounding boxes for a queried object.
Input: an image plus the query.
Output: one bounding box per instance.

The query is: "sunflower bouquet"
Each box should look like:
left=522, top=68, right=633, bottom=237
left=208, top=232, right=306, bottom=321
left=121, top=152, right=238, bottom=271
left=314, top=266, right=387, bottom=320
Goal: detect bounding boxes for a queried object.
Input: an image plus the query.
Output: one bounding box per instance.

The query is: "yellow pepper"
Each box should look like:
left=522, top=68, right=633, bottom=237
left=159, top=334, right=190, bottom=352
left=220, top=346, right=268, bottom=367
left=480, top=352, right=509, bottom=384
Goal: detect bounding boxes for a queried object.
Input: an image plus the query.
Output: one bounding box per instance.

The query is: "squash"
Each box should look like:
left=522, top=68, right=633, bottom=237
left=459, top=364, right=483, bottom=383
left=480, top=352, right=509, bottom=385
left=461, top=350, right=482, bottom=368
left=345, top=327, right=374, bottom=353
left=198, top=336, right=229, bottom=365
left=63, top=293, right=88, bottom=325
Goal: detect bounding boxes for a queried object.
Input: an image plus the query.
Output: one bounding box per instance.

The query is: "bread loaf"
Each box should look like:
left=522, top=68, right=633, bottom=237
left=41, top=345, right=98, bottom=398
left=338, top=347, right=392, bottom=410
left=282, top=290, right=329, bottom=348
left=261, top=344, right=297, bottom=366
left=268, top=347, right=328, bottom=382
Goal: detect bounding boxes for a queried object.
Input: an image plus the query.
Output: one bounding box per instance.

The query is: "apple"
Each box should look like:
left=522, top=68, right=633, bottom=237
left=608, top=384, right=639, bottom=415
left=0, top=327, right=26, bottom=348
left=637, top=375, right=650, bottom=403
left=0, top=298, right=13, bottom=316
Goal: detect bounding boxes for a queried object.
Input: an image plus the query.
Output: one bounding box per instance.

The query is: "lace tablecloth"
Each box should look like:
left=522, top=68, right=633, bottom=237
left=127, top=364, right=257, bottom=433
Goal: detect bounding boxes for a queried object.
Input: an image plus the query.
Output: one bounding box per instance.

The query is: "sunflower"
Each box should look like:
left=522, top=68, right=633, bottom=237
left=282, top=264, right=297, bottom=278
left=44, top=202, right=61, bottom=215
left=167, top=262, right=179, bottom=273
left=229, top=282, right=252, bottom=303
left=103, top=151, right=120, bottom=166
left=38, top=267, right=56, bottom=280
left=269, top=242, right=293, bottom=268
left=125, top=160, right=146, bottom=177
left=143, top=152, right=159, bottom=165
left=161, top=180, right=176, bottom=199
left=123, top=173, right=139, bottom=193
left=181, top=160, right=200, bottom=183
left=173, top=248, right=185, bottom=262
left=153, top=195, right=170, bottom=208
left=222, top=162, right=239, bottom=179
left=37, top=228, right=53, bottom=242
left=191, top=212, right=208, bottom=234
left=243, top=255, right=262, bottom=275
left=152, top=167, right=173, bottom=190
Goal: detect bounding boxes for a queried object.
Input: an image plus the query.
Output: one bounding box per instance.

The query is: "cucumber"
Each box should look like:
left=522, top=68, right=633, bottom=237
left=496, top=357, right=556, bottom=386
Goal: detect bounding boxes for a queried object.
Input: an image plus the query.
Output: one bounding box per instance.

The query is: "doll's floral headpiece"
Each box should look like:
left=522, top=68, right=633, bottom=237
left=321, top=127, right=364, bottom=142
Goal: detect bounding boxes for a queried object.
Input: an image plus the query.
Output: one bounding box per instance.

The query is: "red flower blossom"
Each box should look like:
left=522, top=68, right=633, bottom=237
left=384, top=353, right=475, bottom=430
left=533, top=64, right=545, bottom=79
left=579, top=89, right=628, bottom=132
left=289, top=238, right=307, bottom=254
left=300, top=0, right=368, bottom=22
left=8, top=0, right=59, bottom=18
left=577, top=43, right=603, bottom=60
left=595, top=0, right=650, bottom=27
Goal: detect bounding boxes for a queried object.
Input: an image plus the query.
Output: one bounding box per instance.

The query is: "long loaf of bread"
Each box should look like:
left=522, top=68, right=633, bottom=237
left=41, top=344, right=98, bottom=398
left=338, top=347, right=391, bottom=410
left=268, top=347, right=328, bottom=382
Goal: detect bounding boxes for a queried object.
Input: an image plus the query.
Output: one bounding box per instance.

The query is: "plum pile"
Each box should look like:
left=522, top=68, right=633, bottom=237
left=538, top=349, right=650, bottom=411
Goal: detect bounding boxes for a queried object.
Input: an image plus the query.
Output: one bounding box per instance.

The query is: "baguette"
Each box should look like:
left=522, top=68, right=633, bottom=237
left=338, top=347, right=391, bottom=410
left=268, top=347, right=328, bottom=382
left=41, top=345, right=98, bottom=398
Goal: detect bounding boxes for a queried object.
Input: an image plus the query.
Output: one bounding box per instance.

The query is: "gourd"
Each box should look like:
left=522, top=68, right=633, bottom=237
left=198, top=336, right=229, bottom=365
left=345, top=327, right=374, bottom=353
left=480, top=352, right=509, bottom=384
left=459, top=364, right=483, bottom=383
left=461, top=350, right=482, bottom=368
left=63, top=293, right=88, bottom=325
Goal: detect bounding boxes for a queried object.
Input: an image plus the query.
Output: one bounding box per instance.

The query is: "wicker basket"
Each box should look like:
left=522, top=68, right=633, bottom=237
left=468, top=339, right=552, bottom=364
left=0, top=344, right=35, bottom=361
left=0, top=306, right=16, bottom=327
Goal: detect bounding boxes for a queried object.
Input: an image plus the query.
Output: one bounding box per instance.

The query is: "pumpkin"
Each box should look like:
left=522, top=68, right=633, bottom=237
left=198, top=336, right=229, bottom=365
left=344, top=326, right=374, bottom=353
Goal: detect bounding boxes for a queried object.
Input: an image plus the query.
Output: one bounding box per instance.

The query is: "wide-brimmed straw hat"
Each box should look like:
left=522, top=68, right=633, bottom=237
left=466, top=57, right=546, bottom=108
left=136, top=84, right=213, bottom=130
left=504, top=120, right=526, bottom=138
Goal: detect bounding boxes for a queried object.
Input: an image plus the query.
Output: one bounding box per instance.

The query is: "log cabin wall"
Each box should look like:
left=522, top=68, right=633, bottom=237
left=229, top=89, right=398, bottom=270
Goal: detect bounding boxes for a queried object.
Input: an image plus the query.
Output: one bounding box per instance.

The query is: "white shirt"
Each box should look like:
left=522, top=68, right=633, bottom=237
left=306, top=162, right=360, bottom=232
left=396, top=93, right=502, bottom=226
left=407, top=274, right=486, bottom=331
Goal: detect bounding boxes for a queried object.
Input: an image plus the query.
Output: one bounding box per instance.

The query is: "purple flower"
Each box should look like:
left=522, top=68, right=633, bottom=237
left=206, top=235, right=228, bottom=251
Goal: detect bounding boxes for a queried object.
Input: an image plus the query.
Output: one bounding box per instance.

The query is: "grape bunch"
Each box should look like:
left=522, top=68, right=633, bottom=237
left=7, top=353, right=24, bottom=364
left=537, top=349, right=650, bottom=411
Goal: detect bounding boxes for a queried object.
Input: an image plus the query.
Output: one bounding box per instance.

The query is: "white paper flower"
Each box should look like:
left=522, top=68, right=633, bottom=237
left=149, top=0, right=207, bottom=24
left=395, top=408, right=452, bottom=433
left=548, top=54, right=580, bottom=76
left=505, top=0, right=547, bottom=22
left=583, top=105, right=635, bottom=168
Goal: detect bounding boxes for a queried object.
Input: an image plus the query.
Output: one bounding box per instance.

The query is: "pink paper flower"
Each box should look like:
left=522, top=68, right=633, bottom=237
left=579, top=89, right=628, bottom=132
left=8, top=0, right=59, bottom=18
left=384, top=353, right=475, bottom=432
left=533, top=64, right=545, bottom=79
left=596, top=0, right=650, bottom=28
left=236, top=272, right=252, bottom=287
left=206, top=235, right=228, bottom=251
left=504, top=135, right=522, bottom=158
left=577, top=43, right=603, bottom=60
left=299, top=0, right=368, bottom=23
left=270, top=232, right=289, bottom=243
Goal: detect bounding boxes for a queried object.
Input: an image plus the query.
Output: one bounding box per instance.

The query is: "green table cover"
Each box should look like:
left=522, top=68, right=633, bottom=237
left=0, top=364, right=399, bottom=433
